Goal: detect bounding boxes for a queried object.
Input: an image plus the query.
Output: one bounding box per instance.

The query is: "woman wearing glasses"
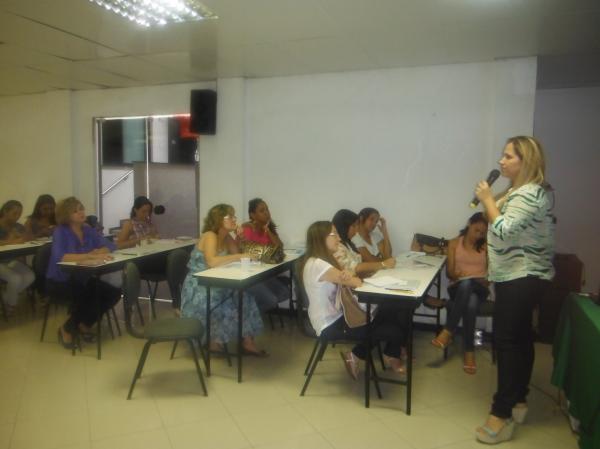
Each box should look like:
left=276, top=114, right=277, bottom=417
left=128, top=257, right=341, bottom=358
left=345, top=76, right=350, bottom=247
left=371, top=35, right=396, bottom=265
left=180, top=204, right=267, bottom=356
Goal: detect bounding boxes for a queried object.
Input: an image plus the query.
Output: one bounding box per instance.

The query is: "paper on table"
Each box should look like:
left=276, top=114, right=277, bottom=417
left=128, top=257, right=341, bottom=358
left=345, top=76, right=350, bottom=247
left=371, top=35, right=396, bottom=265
left=363, top=276, right=420, bottom=291
left=363, top=276, right=407, bottom=288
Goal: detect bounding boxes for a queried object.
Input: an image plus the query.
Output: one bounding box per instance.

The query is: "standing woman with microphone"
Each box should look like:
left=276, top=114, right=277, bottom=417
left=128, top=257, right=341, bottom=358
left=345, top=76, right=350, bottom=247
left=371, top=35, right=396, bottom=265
left=474, top=136, right=555, bottom=444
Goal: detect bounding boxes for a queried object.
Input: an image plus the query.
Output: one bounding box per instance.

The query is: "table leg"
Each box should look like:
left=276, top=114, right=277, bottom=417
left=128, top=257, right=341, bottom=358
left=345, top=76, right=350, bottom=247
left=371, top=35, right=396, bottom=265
left=205, top=286, right=211, bottom=376
left=364, top=301, right=372, bottom=408
left=237, top=289, right=243, bottom=383
left=406, top=310, right=414, bottom=415
left=95, top=276, right=102, bottom=360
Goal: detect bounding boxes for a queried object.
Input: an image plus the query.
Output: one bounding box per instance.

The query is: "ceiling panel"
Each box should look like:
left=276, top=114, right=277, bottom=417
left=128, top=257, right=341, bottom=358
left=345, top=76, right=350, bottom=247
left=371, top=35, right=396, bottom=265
left=0, top=0, right=599, bottom=94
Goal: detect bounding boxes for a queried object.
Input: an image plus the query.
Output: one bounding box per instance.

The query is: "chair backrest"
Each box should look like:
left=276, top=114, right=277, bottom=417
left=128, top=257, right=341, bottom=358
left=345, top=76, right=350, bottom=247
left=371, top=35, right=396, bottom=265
left=32, top=244, right=52, bottom=296
left=122, top=262, right=144, bottom=338
left=166, top=248, right=190, bottom=304
left=293, top=258, right=317, bottom=338
left=410, top=233, right=448, bottom=256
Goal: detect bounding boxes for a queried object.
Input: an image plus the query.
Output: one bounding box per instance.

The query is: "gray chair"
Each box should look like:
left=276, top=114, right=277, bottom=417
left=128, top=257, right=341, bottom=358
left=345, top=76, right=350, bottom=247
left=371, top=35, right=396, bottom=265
left=122, top=262, right=208, bottom=399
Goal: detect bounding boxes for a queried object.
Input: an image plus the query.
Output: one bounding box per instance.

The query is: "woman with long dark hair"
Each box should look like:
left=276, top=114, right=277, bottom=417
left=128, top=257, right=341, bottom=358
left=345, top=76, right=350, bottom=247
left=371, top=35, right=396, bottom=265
left=0, top=200, right=35, bottom=315
left=331, top=209, right=395, bottom=277
left=431, top=212, right=489, bottom=375
left=241, top=198, right=288, bottom=311
left=24, top=194, right=56, bottom=238
left=116, top=196, right=159, bottom=249
left=351, top=207, right=393, bottom=263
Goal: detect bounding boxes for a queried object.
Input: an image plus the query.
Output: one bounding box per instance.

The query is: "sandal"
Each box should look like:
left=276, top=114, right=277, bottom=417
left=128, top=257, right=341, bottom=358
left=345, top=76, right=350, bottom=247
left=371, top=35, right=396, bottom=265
left=475, top=418, right=514, bottom=444
left=241, top=348, right=269, bottom=358
left=431, top=335, right=452, bottom=349
left=340, top=351, right=359, bottom=381
left=57, top=328, right=77, bottom=350
left=383, top=355, right=406, bottom=374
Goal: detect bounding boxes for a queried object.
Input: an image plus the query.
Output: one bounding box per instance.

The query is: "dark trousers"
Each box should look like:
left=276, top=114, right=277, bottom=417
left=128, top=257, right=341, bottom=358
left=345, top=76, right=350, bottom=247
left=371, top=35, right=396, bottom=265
left=491, top=276, right=548, bottom=418
left=321, top=304, right=408, bottom=359
left=446, top=279, right=489, bottom=351
left=47, top=278, right=121, bottom=335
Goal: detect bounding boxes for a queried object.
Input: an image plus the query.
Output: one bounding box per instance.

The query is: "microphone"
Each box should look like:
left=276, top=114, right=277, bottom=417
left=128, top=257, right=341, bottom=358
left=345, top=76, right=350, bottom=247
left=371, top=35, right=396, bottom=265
left=153, top=205, right=165, bottom=215
left=470, top=169, right=500, bottom=208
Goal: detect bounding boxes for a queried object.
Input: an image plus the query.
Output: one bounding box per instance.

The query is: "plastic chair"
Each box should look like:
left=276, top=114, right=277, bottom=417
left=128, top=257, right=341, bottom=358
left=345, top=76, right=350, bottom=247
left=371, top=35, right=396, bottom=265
left=122, top=262, right=208, bottom=399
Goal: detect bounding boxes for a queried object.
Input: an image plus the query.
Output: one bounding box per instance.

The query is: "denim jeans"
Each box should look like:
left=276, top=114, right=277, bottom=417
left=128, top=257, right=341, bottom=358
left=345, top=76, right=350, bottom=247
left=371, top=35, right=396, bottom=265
left=491, top=276, right=549, bottom=418
left=445, top=279, right=489, bottom=351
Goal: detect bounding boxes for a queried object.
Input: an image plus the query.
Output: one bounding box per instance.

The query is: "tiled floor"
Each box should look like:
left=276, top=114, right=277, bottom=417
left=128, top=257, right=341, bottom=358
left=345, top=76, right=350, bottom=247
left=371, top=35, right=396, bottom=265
left=0, top=301, right=578, bottom=449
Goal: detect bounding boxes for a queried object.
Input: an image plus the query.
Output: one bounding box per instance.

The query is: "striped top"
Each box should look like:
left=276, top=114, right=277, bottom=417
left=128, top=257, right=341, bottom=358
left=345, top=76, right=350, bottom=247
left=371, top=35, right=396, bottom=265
left=487, top=183, right=555, bottom=282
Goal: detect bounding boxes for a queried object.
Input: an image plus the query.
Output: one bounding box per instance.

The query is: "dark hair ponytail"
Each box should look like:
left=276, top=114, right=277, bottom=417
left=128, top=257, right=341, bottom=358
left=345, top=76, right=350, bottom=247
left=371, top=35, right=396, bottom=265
left=459, top=212, right=487, bottom=252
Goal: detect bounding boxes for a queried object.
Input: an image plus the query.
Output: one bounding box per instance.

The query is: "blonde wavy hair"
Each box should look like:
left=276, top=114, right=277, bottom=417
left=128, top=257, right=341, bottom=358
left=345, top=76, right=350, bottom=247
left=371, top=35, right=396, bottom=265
left=506, top=136, right=547, bottom=188
left=55, top=197, right=84, bottom=225
left=202, top=204, right=234, bottom=233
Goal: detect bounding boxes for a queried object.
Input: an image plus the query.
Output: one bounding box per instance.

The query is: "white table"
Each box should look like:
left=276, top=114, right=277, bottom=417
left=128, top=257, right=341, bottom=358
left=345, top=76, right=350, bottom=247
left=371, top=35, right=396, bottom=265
left=0, top=239, right=51, bottom=261
left=193, top=251, right=302, bottom=382
left=355, top=252, right=447, bottom=414
left=58, top=239, right=196, bottom=359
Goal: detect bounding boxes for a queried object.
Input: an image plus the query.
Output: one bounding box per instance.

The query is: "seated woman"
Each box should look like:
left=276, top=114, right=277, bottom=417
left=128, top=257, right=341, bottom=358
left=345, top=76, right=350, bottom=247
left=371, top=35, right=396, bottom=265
left=24, top=194, right=56, bottom=238
left=351, top=208, right=393, bottom=263
left=301, top=220, right=406, bottom=378
left=46, top=197, right=121, bottom=349
left=180, top=204, right=266, bottom=355
left=0, top=200, right=35, bottom=315
left=332, top=209, right=396, bottom=277
left=117, top=196, right=159, bottom=249
left=431, top=212, right=489, bottom=374
left=241, top=198, right=289, bottom=311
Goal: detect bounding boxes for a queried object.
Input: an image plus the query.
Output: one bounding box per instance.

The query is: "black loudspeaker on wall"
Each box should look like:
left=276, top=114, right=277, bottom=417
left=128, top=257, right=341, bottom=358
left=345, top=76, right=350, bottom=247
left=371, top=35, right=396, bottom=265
left=190, top=89, right=217, bottom=135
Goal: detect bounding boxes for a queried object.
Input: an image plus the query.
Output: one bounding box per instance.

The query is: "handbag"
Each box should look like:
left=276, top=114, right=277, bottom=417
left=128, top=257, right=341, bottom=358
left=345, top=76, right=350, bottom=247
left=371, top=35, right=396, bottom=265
left=240, top=240, right=285, bottom=264
left=410, top=233, right=448, bottom=256
left=335, top=285, right=367, bottom=328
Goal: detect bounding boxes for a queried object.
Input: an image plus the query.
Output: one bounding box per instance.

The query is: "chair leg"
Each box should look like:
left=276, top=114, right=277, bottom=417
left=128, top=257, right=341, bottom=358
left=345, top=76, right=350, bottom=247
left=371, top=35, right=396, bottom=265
left=197, top=339, right=209, bottom=372
left=170, top=340, right=179, bottom=360
left=301, top=340, right=327, bottom=396
left=111, top=307, right=121, bottom=336
left=277, top=305, right=284, bottom=329
left=304, top=339, right=320, bottom=375
left=127, top=340, right=152, bottom=400
left=187, top=339, right=208, bottom=396
left=368, top=353, right=383, bottom=400
left=268, top=311, right=275, bottom=330
left=146, top=280, right=158, bottom=319
left=106, top=311, right=115, bottom=340
left=135, top=299, right=144, bottom=326
left=377, top=342, right=386, bottom=371
left=223, top=342, right=232, bottom=367
left=40, top=303, right=51, bottom=341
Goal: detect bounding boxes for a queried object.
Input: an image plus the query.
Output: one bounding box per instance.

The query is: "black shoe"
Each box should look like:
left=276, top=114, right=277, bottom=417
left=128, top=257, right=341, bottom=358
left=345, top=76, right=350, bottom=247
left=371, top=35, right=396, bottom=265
left=57, top=328, right=76, bottom=350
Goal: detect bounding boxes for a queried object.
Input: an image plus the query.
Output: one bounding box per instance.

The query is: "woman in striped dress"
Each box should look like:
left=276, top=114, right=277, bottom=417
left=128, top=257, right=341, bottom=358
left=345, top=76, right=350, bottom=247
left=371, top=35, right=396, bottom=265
left=473, top=136, right=555, bottom=444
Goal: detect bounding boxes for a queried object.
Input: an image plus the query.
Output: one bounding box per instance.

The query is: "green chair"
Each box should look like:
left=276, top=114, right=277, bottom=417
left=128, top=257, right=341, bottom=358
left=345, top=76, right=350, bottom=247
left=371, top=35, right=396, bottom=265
left=122, top=262, right=208, bottom=399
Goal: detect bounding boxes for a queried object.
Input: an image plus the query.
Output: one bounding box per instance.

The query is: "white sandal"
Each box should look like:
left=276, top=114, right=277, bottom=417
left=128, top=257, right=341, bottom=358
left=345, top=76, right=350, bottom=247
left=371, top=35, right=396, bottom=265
left=476, top=419, right=514, bottom=444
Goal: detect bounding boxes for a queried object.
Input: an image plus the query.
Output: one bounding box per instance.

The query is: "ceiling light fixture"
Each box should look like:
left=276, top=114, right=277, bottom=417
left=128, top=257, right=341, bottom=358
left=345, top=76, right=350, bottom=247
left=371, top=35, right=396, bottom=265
left=88, top=0, right=217, bottom=27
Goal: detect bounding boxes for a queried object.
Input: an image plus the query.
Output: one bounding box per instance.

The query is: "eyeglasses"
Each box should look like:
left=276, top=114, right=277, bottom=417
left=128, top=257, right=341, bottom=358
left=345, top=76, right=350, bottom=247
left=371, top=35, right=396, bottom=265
left=224, top=215, right=237, bottom=221
left=327, top=232, right=338, bottom=237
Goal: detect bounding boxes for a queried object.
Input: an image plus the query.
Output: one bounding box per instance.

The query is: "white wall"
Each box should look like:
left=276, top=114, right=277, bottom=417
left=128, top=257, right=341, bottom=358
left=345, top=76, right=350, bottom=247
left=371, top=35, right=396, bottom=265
left=238, top=58, right=536, bottom=249
left=0, top=91, right=73, bottom=215
left=534, top=87, right=600, bottom=292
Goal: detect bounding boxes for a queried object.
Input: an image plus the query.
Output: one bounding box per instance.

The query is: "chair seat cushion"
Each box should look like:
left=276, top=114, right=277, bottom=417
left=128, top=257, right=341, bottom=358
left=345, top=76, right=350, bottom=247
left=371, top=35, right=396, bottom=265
left=144, top=317, right=204, bottom=339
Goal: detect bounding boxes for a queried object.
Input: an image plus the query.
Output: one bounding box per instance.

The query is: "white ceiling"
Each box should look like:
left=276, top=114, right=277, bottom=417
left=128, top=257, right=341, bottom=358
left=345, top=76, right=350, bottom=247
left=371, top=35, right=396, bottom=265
left=0, top=0, right=599, bottom=96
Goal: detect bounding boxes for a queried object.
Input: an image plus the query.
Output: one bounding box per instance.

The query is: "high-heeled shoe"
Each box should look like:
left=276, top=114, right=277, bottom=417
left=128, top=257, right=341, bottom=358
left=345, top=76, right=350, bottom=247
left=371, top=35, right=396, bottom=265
left=475, top=418, right=514, bottom=444
left=57, top=328, right=76, bottom=350
left=512, top=404, right=528, bottom=424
